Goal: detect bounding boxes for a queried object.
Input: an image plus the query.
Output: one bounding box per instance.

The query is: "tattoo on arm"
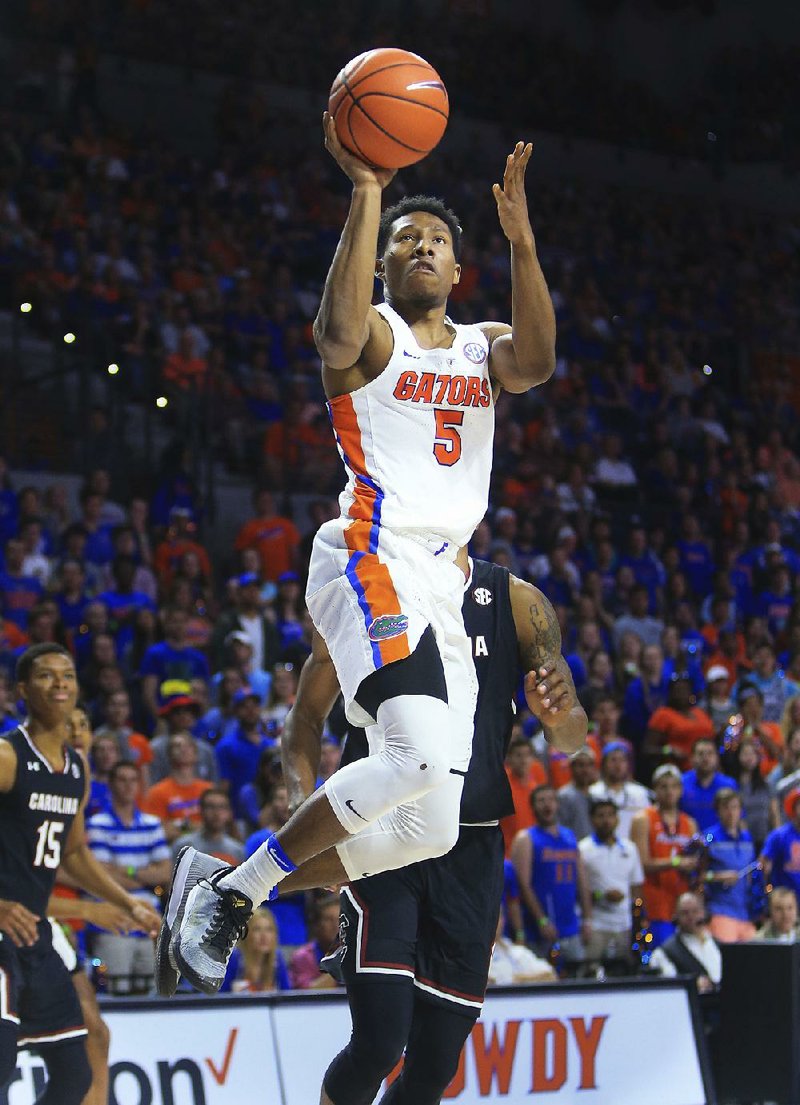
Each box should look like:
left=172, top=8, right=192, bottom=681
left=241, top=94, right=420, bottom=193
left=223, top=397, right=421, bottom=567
left=522, top=592, right=562, bottom=672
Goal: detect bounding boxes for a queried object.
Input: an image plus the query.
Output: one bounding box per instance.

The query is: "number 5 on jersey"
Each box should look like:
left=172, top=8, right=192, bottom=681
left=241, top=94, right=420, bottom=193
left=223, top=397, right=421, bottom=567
left=433, top=409, right=463, bottom=466
left=34, top=819, right=64, bottom=868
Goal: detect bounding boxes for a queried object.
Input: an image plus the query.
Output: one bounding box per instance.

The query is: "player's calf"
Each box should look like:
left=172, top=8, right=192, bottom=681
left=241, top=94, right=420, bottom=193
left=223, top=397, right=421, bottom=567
left=323, top=980, right=414, bottom=1105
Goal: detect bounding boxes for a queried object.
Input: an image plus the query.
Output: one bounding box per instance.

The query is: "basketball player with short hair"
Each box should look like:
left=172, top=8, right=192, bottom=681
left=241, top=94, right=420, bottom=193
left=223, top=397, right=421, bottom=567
left=0, top=644, right=160, bottom=1105
left=168, top=113, right=564, bottom=995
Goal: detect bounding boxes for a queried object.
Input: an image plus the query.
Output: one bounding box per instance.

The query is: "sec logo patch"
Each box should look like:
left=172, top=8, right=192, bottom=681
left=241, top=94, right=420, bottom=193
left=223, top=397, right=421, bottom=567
left=472, top=587, right=493, bottom=606
left=463, top=342, right=487, bottom=364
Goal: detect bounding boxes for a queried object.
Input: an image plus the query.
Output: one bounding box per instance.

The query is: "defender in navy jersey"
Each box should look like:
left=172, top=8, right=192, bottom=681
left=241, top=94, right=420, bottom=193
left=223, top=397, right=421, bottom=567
left=276, top=553, right=587, bottom=1105
left=0, top=645, right=159, bottom=1105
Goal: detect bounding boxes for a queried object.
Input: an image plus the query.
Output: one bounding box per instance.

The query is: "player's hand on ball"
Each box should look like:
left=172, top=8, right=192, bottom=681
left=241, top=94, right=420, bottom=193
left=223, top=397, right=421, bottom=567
left=524, top=665, right=573, bottom=725
left=492, top=141, right=534, bottom=246
left=127, top=898, right=161, bottom=937
left=0, top=899, right=40, bottom=947
left=323, top=112, right=397, bottom=190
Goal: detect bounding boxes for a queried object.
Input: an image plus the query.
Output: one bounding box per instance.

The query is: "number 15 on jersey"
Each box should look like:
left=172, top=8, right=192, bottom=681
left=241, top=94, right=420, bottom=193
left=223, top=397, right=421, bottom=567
left=34, top=819, right=64, bottom=868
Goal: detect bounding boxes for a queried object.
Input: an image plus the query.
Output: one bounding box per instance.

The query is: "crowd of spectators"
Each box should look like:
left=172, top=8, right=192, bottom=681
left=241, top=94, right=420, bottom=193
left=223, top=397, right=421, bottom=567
left=12, top=0, right=799, bottom=163
left=2, top=86, right=798, bottom=492
left=1, top=1, right=800, bottom=1000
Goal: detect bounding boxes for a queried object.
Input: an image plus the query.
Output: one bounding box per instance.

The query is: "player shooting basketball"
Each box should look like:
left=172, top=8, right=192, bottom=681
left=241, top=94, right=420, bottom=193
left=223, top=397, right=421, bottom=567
left=163, top=107, right=565, bottom=998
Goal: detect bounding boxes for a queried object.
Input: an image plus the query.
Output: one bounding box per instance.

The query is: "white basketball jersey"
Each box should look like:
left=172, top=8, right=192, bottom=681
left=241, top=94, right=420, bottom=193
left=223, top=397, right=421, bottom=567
left=327, top=302, right=495, bottom=548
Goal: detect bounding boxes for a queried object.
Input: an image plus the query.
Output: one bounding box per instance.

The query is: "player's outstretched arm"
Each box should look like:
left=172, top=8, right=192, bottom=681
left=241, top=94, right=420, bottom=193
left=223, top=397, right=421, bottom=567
left=313, top=113, right=395, bottom=373
left=483, top=142, right=556, bottom=394
left=60, top=803, right=160, bottom=936
left=283, top=629, right=342, bottom=815
left=510, top=575, right=588, bottom=754
left=47, top=896, right=135, bottom=935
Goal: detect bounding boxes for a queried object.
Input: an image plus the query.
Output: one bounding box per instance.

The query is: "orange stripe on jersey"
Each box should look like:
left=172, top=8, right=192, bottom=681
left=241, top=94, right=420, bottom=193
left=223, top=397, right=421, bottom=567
left=329, top=393, right=378, bottom=522
left=344, top=521, right=410, bottom=666
left=330, top=393, right=368, bottom=476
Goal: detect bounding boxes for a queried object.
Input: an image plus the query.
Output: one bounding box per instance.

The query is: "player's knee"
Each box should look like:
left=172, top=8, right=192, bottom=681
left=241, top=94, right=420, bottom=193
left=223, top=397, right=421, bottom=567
left=418, top=815, right=460, bottom=862
left=356, top=1031, right=406, bottom=1079
left=405, top=1037, right=465, bottom=1095
left=324, top=1036, right=405, bottom=1105
left=377, top=695, right=451, bottom=788
left=383, top=1016, right=474, bottom=1104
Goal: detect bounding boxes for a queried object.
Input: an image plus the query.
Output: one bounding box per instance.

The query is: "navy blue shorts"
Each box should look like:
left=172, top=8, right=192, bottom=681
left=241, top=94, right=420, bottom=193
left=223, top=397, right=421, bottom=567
left=339, top=825, right=504, bottom=1018
left=0, top=921, right=86, bottom=1051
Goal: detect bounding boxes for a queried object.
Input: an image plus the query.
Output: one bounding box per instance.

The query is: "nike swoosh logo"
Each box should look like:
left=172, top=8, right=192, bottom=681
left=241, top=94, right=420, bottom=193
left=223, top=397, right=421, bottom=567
left=266, top=838, right=295, bottom=873
left=345, top=799, right=368, bottom=822
left=403, top=350, right=420, bottom=359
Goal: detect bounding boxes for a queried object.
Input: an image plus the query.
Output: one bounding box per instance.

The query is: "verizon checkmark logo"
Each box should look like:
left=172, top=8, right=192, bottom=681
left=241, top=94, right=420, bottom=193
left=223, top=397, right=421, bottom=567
left=205, top=1027, right=238, bottom=1085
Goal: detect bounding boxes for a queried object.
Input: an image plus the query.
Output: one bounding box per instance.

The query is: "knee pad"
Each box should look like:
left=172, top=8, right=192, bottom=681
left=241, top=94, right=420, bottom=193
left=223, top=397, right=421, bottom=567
left=375, top=694, right=451, bottom=782
left=336, top=773, right=464, bottom=880
left=325, top=694, right=452, bottom=834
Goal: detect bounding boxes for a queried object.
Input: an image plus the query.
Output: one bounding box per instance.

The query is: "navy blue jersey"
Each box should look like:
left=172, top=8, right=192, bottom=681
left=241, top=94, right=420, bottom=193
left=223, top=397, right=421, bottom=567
left=459, top=559, right=516, bottom=823
left=342, top=558, right=516, bottom=823
left=0, top=726, right=85, bottom=915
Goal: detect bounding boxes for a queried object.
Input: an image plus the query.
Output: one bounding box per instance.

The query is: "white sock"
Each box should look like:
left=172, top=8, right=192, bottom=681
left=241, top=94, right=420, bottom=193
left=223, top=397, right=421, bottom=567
left=218, top=834, right=297, bottom=907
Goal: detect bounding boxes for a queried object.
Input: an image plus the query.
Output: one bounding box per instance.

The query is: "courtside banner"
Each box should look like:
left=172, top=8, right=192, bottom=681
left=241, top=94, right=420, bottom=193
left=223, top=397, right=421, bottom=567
left=8, top=981, right=709, bottom=1104
left=417, top=984, right=706, bottom=1103
left=8, top=1001, right=281, bottom=1105
left=274, top=981, right=709, bottom=1105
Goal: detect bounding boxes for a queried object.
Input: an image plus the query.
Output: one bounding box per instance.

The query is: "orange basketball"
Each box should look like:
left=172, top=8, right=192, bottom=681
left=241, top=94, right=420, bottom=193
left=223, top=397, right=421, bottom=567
left=328, top=48, right=449, bottom=170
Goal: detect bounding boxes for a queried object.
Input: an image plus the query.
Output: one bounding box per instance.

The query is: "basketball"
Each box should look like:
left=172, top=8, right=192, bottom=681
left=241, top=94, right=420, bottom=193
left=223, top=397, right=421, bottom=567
left=328, top=48, right=449, bottom=170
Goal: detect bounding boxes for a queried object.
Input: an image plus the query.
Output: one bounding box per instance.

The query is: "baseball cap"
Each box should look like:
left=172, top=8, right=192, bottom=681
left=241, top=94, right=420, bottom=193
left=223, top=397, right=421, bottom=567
left=158, top=693, right=201, bottom=717
left=706, top=665, right=730, bottom=684
left=236, top=572, right=260, bottom=587
left=225, top=629, right=253, bottom=648
left=784, top=787, right=800, bottom=821
left=601, top=740, right=630, bottom=761
left=233, top=687, right=261, bottom=705
left=653, top=764, right=682, bottom=783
